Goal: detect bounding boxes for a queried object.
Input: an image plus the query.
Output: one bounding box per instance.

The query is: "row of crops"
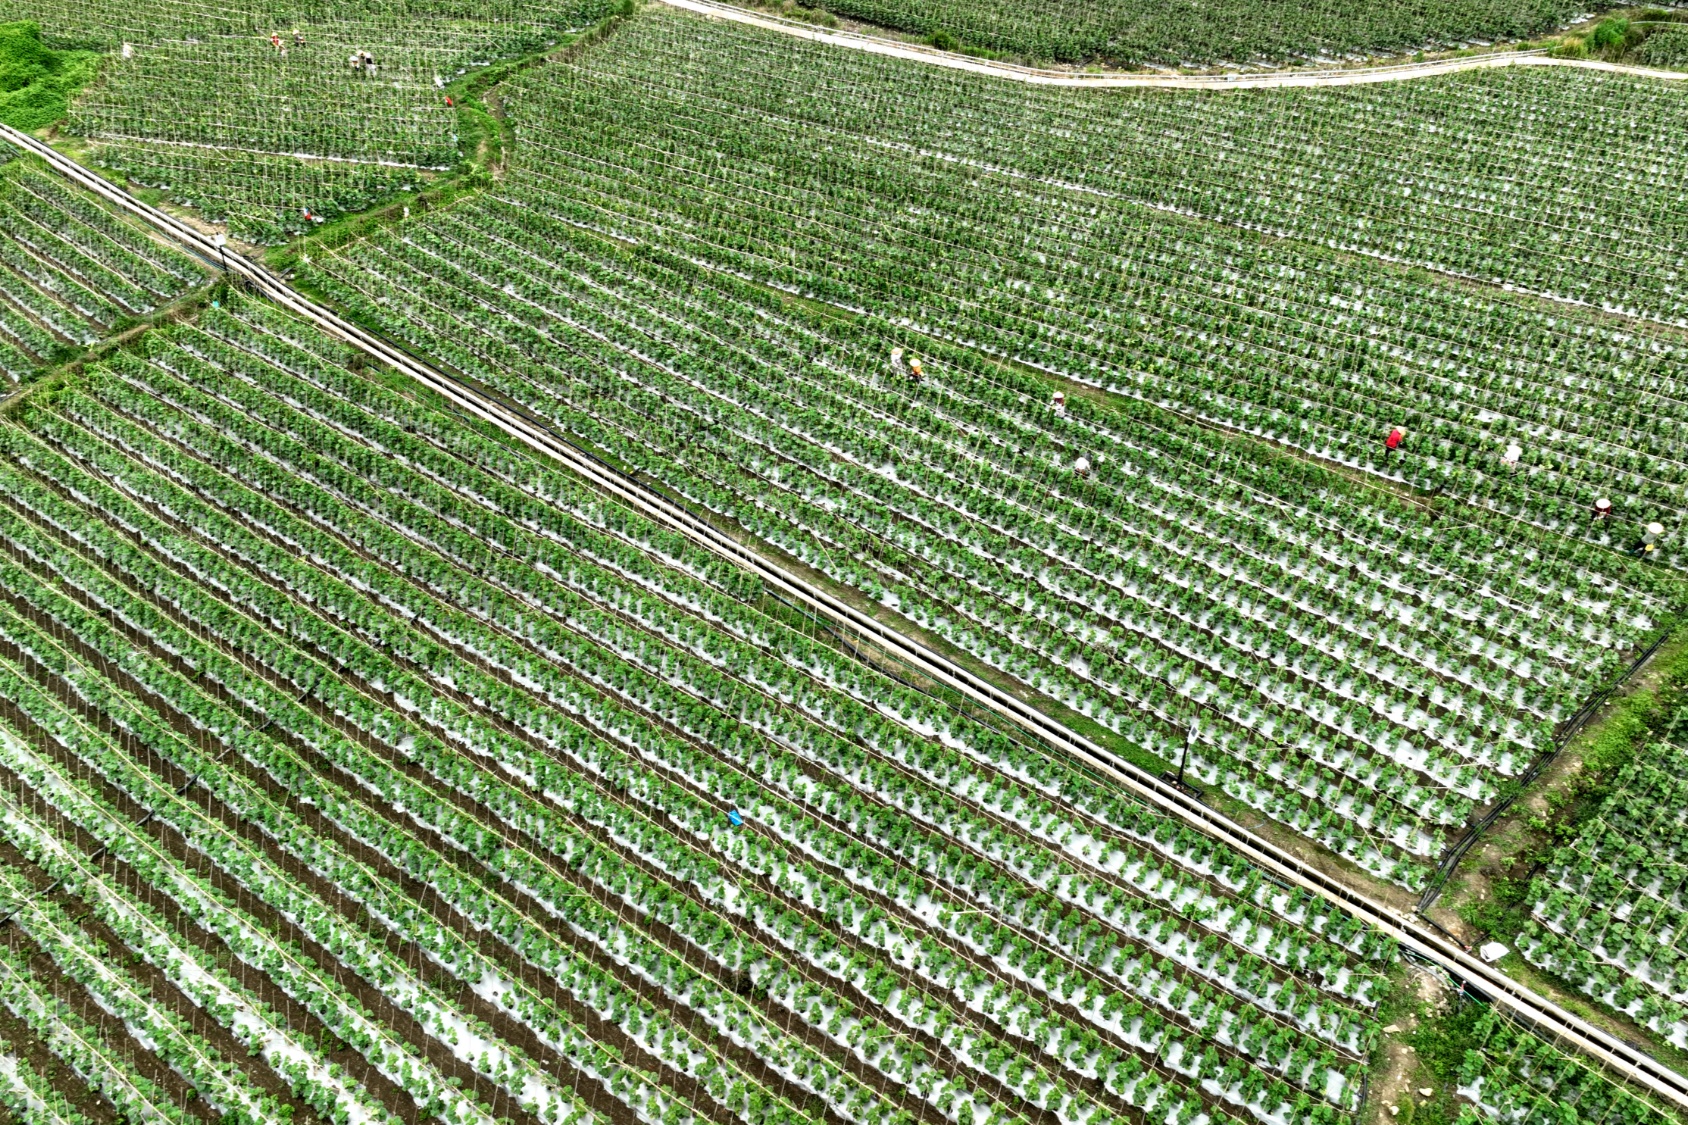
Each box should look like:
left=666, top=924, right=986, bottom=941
left=0, top=286, right=1411, bottom=1125
left=304, top=7, right=1688, bottom=568
left=800, top=0, right=1575, bottom=65
left=1522, top=718, right=1688, bottom=1050
left=0, top=148, right=204, bottom=384
left=1455, top=1007, right=1677, bottom=1125
left=298, top=9, right=1678, bottom=887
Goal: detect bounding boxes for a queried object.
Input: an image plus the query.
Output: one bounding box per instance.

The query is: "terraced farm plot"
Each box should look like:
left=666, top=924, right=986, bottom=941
left=0, top=291, right=1401, bottom=1125
left=7, top=0, right=624, bottom=241
left=299, top=8, right=1680, bottom=887
left=792, top=0, right=1574, bottom=66
left=1637, top=25, right=1688, bottom=68
left=66, top=20, right=496, bottom=170
left=856, top=66, right=1688, bottom=332
left=19, top=0, right=613, bottom=51
left=1524, top=725, right=1688, bottom=1049
left=304, top=7, right=1688, bottom=562
left=0, top=1032, right=91, bottom=1125
left=2, top=2, right=1687, bottom=1118
left=0, top=148, right=205, bottom=384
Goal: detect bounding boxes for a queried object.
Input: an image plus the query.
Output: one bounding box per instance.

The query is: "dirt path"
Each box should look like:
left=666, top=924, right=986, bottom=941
left=657, top=0, right=1688, bottom=88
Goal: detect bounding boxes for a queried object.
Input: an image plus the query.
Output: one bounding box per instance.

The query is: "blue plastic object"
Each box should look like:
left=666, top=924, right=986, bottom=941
left=727, top=809, right=744, bottom=827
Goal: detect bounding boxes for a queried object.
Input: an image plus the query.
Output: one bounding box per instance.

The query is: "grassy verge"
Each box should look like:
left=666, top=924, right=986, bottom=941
left=1384, top=983, right=1686, bottom=1125
left=1455, top=628, right=1688, bottom=940
left=1547, top=6, right=1688, bottom=64
left=446, top=1, right=636, bottom=183
left=740, top=0, right=842, bottom=28
left=1415, top=624, right=1688, bottom=1071
left=1395, top=999, right=1485, bottom=1125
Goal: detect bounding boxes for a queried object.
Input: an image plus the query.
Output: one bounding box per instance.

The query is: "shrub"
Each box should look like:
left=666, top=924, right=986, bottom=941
left=1586, top=16, right=1629, bottom=52
left=0, top=21, right=96, bottom=131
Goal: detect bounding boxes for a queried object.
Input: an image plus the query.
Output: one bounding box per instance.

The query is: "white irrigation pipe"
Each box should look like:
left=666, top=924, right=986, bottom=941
left=5, top=119, right=1686, bottom=1114
left=655, top=0, right=1688, bottom=88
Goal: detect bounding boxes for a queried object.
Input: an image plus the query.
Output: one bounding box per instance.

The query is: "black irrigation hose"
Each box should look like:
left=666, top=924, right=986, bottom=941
left=1415, top=626, right=1673, bottom=914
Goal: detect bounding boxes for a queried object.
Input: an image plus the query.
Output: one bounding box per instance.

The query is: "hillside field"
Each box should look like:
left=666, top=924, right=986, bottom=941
left=0, top=2, right=1682, bottom=1125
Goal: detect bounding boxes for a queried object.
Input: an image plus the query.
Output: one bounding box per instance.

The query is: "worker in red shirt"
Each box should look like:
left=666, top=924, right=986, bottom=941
left=1384, top=427, right=1405, bottom=456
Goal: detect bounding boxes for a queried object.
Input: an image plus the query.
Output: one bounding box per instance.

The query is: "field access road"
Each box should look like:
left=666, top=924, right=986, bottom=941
left=658, top=0, right=1688, bottom=87
left=5, top=118, right=1686, bottom=1115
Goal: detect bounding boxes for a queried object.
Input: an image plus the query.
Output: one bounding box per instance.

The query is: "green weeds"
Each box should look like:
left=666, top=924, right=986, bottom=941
left=1550, top=6, right=1688, bottom=64
left=0, top=20, right=96, bottom=131
left=1454, top=629, right=1688, bottom=948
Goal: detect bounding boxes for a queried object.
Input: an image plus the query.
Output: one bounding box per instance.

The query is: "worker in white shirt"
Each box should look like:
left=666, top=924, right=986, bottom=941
left=1640, top=522, right=1665, bottom=556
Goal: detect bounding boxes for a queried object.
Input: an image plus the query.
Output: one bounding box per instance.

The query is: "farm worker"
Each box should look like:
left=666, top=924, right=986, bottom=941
left=293, top=29, right=305, bottom=47
left=348, top=52, right=362, bottom=75
left=1074, top=455, right=1091, bottom=477
left=1051, top=390, right=1066, bottom=413
left=444, top=95, right=454, bottom=108
left=1593, top=498, right=1612, bottom=520
left=365, top=52, right=377, bottom=76
left=908, top=356, right=923, bottom=380
left=890, top=346, right=904, bottom=372
left=1641, top=522, right=1664, bottom=555
left=270, top=32, right=281, bottom=51
left=120, top=41, right=133, bottom=59
left=1501, top=441, right=1522, bottom=468
left=1384, top=426, right=1405, bottom=454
